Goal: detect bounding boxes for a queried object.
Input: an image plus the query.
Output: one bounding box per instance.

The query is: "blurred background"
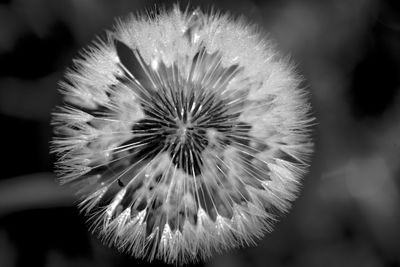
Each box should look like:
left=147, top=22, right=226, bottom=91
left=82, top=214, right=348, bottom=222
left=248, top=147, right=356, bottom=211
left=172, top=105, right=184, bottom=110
left=0, top=0, right=399, bottom=266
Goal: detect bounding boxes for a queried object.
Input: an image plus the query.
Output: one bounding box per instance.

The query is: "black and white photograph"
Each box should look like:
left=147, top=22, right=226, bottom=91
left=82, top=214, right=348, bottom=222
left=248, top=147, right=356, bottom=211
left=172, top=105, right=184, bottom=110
left=0, top=0, right=399, bottom=266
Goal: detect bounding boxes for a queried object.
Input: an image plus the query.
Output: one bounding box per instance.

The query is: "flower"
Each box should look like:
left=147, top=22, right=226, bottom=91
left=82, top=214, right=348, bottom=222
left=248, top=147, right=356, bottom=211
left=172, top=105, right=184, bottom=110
left=51, top=5, right=314, bottom=265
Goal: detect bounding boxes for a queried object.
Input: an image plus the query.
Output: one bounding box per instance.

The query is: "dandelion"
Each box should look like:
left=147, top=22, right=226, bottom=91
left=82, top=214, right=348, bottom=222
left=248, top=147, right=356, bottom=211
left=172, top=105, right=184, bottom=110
left=51, top=5, right=314, bottom=265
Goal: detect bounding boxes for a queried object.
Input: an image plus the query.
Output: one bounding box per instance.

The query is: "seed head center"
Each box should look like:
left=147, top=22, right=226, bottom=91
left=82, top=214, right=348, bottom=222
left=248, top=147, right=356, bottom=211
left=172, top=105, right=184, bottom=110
left=175, top=119, right=194, bottom=144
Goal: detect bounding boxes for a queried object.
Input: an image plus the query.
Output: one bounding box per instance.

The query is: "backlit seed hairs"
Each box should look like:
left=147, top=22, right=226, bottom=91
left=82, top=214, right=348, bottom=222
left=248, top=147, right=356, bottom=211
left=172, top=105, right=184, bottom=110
left=51, top=5, right=314, bottom=265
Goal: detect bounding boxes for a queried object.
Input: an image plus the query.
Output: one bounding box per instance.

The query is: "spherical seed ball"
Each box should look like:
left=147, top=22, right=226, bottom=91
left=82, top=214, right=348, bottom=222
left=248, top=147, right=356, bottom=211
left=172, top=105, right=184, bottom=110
left=51, top=5, right=314, bottom=265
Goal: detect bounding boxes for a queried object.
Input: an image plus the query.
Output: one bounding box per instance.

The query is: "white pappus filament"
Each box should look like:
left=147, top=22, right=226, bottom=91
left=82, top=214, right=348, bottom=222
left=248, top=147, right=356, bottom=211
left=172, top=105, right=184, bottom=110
left=51, top=5, right=314, bottom=265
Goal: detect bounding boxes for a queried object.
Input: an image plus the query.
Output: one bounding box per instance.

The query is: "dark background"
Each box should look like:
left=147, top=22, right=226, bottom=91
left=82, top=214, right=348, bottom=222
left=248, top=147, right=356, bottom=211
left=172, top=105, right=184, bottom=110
left=0, top=0, right=400, bottom=266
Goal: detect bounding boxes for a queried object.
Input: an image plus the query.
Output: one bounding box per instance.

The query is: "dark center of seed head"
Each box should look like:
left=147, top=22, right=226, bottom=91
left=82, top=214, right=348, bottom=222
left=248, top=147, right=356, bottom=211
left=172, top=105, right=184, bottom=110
left=126, top=99, right=209, bottom=176
left=175, top=121, right=191, bottom=143
left=167, top=111, right=208, bottom=176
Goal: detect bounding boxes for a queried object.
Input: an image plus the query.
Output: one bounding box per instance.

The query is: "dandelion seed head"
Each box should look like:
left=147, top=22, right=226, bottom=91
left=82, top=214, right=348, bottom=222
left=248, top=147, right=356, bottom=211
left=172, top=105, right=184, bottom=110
left=51, top=5, right=314, bottom=264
